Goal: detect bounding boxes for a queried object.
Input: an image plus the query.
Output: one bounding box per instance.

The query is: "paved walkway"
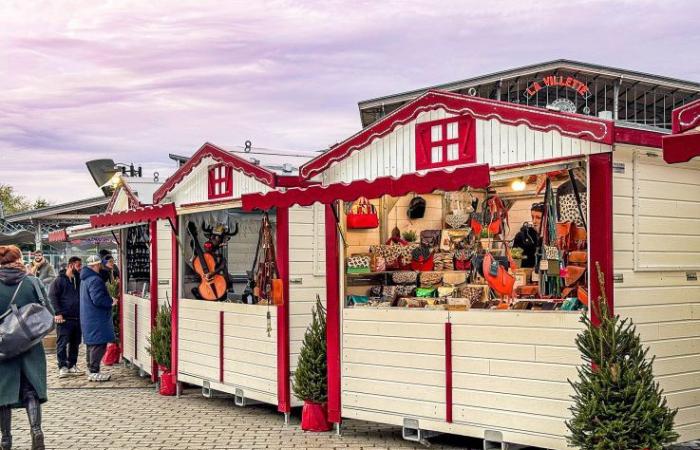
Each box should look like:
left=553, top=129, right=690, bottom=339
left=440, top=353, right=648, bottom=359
left=5, top=348, right=698, bottom=449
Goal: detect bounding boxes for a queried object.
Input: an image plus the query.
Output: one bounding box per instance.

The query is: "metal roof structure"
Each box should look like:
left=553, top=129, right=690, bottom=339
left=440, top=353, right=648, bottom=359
left=357, top=59, right=700, bottom=129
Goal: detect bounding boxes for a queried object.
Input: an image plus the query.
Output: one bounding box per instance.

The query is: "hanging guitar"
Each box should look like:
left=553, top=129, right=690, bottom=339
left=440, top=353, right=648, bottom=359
left=187, top=221, right=227, bottom=301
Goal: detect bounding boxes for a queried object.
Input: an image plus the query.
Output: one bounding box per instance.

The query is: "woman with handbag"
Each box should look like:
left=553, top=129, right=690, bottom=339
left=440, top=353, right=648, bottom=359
left=0, top=245, right=51, bottom=450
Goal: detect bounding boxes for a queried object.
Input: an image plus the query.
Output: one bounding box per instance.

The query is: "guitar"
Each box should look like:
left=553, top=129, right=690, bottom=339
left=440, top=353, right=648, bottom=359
left=187, top=221, right=227, bottom=301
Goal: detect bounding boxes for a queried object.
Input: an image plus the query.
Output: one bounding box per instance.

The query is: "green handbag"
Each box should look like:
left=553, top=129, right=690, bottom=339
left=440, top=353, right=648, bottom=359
left=415, top=287, right=437, bottom=298
left=347, top=295, right=369, bottom=306
left=561, top=298, right=581, bottom=311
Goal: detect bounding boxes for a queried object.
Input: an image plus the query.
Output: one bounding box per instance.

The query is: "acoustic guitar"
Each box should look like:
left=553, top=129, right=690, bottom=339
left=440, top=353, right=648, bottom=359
left=187, top=221, right=227, bottom=301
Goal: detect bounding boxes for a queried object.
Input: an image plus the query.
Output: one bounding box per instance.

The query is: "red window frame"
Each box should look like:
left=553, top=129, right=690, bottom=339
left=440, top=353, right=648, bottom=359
left=208, top=164, right=233, bottom=199
left=415, top=115, right=476, bottom=170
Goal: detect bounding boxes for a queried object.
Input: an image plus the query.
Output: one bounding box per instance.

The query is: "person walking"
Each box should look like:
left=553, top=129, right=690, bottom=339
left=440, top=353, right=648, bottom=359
left=79, top=256, right=115, bottom=382
left=0, top=245, right=50, bottom=450
left=48, top=257, right=84, bottom=378
left=27, top=250, right=56, bottom=288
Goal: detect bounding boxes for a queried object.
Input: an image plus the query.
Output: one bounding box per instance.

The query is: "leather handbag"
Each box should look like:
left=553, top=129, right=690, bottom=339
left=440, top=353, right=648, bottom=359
left=556, top=221, right=573, bottom=250
left=392, top=271, right=418, bottom=285
left=346, top=197, right=379, bottom=229
left=482, top=253, right=515, bottom=297
left=407, top=196, right=427, bottom=219
left=0, top=278, right=55, bottom=362
left=420, top=272, right=443, bottom=287
left=568, top=250, right=587, bottom=266
left=420, top=230, right=442, bottom=249
left=565, top=265, right=586, bottom=287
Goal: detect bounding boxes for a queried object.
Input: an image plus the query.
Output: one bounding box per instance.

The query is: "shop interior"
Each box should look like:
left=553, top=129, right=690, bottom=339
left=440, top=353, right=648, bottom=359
left=181, top=209, right=278, bottom=304
left=343, top=165, right=589, bottom=311
left=125, top=225, right=150, bottom=297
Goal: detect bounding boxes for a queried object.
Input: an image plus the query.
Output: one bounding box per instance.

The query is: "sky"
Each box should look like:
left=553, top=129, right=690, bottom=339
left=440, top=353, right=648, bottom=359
left=1, top=0, right=699, bottom=204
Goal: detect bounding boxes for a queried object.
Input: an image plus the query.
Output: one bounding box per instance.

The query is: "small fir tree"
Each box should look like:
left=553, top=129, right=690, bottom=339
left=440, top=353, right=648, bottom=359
left=567, top=263, right=678, bottom=449
left=147, top=302, right=172, bottom=371
left=292, top=295, right=327, bottom=403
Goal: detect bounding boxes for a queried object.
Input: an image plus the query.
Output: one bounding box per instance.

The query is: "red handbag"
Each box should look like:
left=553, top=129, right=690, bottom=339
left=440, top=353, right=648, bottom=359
left=482, top=253, right=515, bottom=297
left=346, top=197, right=379, bottom=229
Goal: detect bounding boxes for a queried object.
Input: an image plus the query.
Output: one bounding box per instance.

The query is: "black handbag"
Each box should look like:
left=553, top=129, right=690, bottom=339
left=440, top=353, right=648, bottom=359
left=407, top=196, right=426, bottom=219
left=0, top=277, right=55, bottom=362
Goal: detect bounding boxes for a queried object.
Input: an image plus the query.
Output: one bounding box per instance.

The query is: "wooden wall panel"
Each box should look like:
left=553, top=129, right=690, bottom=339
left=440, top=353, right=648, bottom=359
left=613, top=146, right=700, bottom=440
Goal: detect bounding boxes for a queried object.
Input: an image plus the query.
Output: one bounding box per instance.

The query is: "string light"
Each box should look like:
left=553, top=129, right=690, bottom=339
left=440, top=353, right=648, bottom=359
left=511, top=178, right=526, bottom=191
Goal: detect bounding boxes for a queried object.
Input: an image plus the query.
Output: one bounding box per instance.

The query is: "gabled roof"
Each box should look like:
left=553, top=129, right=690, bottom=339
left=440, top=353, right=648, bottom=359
left=664, top=99, right=700, bottom=164
left=105, top=182, right=142, bottom=213
left=153, top=142, right=279, bottom=204
left=358, top=59, right=700, bottom=113
left=300, top=90, right=614, bottom=179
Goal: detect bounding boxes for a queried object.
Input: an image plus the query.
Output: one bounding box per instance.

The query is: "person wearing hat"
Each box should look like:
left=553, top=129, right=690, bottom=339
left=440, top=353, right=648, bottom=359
left=79, top=255, right=116, bottom=382
left=98, top=250, right=119, bottom=283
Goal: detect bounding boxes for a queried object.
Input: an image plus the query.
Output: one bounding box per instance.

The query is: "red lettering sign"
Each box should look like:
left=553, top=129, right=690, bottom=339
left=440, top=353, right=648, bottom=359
left=524, top=75, right=592, bottom=100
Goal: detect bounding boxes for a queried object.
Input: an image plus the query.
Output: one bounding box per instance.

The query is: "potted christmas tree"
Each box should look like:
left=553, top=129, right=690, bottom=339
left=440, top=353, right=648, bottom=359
left=292, top=296, right=332, bottom=431
left=147, top=302, right=176, bottom=396
left=566, top=262, right=678, bottom=449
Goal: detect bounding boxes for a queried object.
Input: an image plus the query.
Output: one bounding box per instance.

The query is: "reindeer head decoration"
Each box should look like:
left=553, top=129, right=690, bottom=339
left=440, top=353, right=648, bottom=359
left=202, top=221, right=239, bottom=250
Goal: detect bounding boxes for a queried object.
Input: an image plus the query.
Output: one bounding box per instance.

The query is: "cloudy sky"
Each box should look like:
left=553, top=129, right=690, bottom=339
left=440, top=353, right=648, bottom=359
left=1, top=0, right=698, bottom=204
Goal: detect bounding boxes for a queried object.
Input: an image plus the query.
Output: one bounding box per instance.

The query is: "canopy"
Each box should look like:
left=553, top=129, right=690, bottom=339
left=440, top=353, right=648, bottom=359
left=90, top=203, right=176, bottom=228
left=242, top=164, right=490, bottom=211
left=663, top=99, right=700, bottom=164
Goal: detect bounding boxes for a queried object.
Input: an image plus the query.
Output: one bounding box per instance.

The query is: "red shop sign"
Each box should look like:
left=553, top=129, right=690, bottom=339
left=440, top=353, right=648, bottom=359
left=524, top=75, right=592, bottom=100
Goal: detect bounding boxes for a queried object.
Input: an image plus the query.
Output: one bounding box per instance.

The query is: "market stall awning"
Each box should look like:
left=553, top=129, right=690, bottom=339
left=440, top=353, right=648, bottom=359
left=242, top=164, right=490, bottom=211
left=664, top=99, right=700, bottom=164
left=90, top=203, right=176, bottom=228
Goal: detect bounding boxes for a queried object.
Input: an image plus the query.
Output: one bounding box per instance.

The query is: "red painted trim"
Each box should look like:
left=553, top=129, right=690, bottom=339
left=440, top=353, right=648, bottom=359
left=663, top=131, right=700, bottom=164
left=301, top=90, right=613, bottom=179
left=324, top=203, right=341, bottom=423
left=119, top=229, right=125, bottom=359
left=276, top=176, right=318, bottom=188
left=613, top=126, right=664, bottom=148
left=171, top=221, right=179, bottom=382
left=149, top=220, right=158, bottom=382
left=219, top=311, right=224, bottom=383
left=134, top=303, right=138, bottom=361
left=276, top=207, right=291, bottom=413
left=589, top=153, right=614, bottom=325
left=673, top=99, right=700, bottom=134
left=242, top=164, right=491, bottom=211
left=153, top=142, right=278, bottom=203
left=91, top=203, right=176, bottom=228
left=445, top=322, right=453, bottom=423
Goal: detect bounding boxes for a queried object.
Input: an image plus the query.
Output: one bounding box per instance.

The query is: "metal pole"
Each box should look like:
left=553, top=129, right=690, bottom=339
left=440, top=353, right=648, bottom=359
left=35, top=221, right=42, bottom=251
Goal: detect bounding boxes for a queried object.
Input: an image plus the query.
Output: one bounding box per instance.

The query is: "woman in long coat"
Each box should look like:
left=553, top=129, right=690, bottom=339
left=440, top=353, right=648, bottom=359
left=0, top=245, right=50, bottom=450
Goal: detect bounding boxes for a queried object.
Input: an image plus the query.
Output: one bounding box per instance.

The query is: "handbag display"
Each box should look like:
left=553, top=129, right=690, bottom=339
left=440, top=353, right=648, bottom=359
left=420, top=271, right=443, bottom=287
left=482, top=253, right=515, bottom=297
left=407, top=196, right=427, bottom=219
left=395, top=285, right=415, bottom=297
left=346, top=255, right=371, bottom=274
left=433, top=252, right=454, bottom=271
left=370, top=254, right=386, bottom=272
left=420, top=230, right=442, bottom=249
left=443, top=271, right=467, bottom=286
left=392, top=271, right=418, bottom=285
left=411, top=246, right=434, bottom=271
left=455, top=285, right=487, bottom=305
left=437, top=286, right=455, bottom=298
left=0, top=278, right=55, bottom=362
left=445, top=211, right=469, bottom=229
left=346, top=197, right=379, bottom=229
left=415, top=287, right=437, bottom=298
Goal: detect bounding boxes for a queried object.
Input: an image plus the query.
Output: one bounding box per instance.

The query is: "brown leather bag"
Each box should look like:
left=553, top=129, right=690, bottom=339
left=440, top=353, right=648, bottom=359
left=568, top=250, right=587, bottom=266
left=483, top=253, right=515, bottom=297
left=564, top=265, right=586, bottom=287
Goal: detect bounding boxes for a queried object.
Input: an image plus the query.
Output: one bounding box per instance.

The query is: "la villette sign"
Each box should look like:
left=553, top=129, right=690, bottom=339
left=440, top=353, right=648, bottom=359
left=524, top=75, right=593, bottom=100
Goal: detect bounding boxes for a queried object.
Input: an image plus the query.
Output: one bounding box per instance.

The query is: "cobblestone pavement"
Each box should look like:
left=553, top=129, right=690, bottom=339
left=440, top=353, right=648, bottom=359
left=7, top=349, right=697, bottom=449
left=46, top=346, right=152, bottom=390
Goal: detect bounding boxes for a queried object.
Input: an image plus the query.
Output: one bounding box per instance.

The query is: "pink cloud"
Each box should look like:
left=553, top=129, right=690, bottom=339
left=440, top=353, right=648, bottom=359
left=0, top=0, right=698, bottom=203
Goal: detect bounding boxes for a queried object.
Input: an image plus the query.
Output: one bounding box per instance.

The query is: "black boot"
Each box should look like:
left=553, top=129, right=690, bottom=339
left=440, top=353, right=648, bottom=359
left=0, top=406, right=11, bottom=450
left=24, top=397, right=43, bottom=450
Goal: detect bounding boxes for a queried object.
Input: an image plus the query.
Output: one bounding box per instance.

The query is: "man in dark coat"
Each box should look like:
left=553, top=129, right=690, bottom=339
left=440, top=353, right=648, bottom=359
left=79, top=255, right=115, bottom=382
left=0, top=245, right=50, bottom=450
left=49, top=256, right=83, bottom=378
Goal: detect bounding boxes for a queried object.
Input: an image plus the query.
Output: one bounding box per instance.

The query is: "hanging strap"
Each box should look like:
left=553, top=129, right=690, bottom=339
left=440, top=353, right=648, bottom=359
left=567, top=169, right=587, bottom=230
left=250, top=214, right=266, bottom=277
left=0, top=278, right=26, bottom=320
